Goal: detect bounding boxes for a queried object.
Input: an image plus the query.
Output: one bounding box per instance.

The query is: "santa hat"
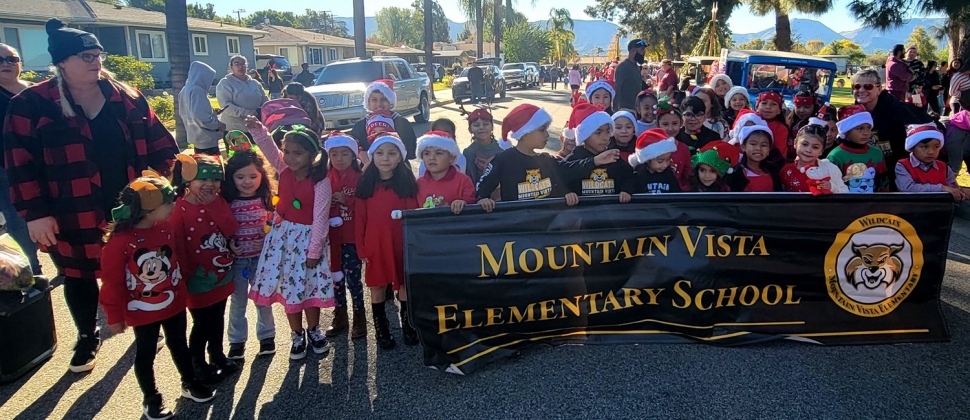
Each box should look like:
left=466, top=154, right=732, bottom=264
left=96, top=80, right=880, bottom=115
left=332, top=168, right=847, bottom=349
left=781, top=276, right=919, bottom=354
left=467, top=108, right=493, bottom=124
left=417, top=131, right=467, bottom=176
left=585, top=80, right=615, bottom=101
left=738, top=124, right=774, bottom=145
left=709, top=74, right=733, bottom=90
left=691, top=141, right=740, bottom=176
left=905, top=123, right=944, bottom=151
left=367, top=132, right=406, bottom=160
left=629, top=128, right=678, bottom=166
left=569, top=103, right=613, bottom=146
left=728, top=109, right=767, bottom=145
left=809, top=103, right=832, bottom=127
left=323, top=132, right=360, bottom=153
left=723, top=86, right=749, bottom=109
left=836, top=104, right=873, bottom=138
left=611, top=110, right=637, bottom=127
left=501, top=104, right=552, bottom=143
left=757, top=91, right=782, bottom=106
left=366, top=114, right=395, bottom=137
left=364, top=79, right=396, bottom=112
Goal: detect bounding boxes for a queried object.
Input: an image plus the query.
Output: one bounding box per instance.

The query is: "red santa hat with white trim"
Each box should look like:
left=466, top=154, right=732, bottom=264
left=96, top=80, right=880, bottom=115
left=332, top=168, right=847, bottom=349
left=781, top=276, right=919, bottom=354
left=365, top=114, right=395, bottom=137
left=569, top=103, right=614, bottom=146
left=585, top=80, right=615, bottom=101
left=367, top=132, right=407, bottom=160
left=416, top=130, right=467, bottom=176
left=728, top=109, right=767, bottom=145
left=809, top=103, right=832, bottom=127
left=629, top=128, right=678, bottom=166
left=364, top=79, right=396, bottom=112
left=323, top=132, right=361, bottom=154
left=905, top=123, right=945, bottom=151
left=836, top=104, right=873, bottom=139
left=501, top=103, right=552, bottom=145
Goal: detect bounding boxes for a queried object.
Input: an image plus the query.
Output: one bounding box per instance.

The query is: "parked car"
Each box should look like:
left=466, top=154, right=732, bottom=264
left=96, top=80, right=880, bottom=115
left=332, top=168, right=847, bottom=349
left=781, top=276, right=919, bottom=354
left=502, top=62, right=537, bottom=89
left=451, top=65, right=507, bottom=101
left=524, top=62, right=541, bottom=87
left=255, top=54, right=293, bottom=82
left=414, top=63, right=445, bottom=82
left=307, top=56, right=432, bottom=129
left=717, top=49, right=837, bottom=108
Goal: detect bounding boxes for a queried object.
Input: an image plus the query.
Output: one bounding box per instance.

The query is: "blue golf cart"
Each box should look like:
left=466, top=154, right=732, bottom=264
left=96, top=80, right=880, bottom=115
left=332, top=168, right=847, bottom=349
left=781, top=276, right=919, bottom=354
left=716, top=49, right=837, bottom=109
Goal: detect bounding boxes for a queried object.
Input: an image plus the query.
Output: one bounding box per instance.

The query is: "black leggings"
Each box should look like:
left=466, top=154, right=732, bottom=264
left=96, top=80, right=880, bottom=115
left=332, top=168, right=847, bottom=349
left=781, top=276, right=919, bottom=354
left=133, top=311, right=194, bottom=402
left=63, top=277, right=99, bottom=337
left=188, top=299, right=228, bottom=365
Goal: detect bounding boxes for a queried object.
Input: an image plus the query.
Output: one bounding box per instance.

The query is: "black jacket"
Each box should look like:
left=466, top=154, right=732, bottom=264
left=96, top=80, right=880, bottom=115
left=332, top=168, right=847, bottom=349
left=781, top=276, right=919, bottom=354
left=633, top=165, right=681, bottom=194
left=868, top=90, right=932, bottom=171
left=676, top=126, right=721, bottom=155
left=475, top=148, right=599, bottom=202
left=295, top=70, right=316, bottom=87
left=350, top=113, right=418, bottom=160
left=565, top=146, right=637, bottom=195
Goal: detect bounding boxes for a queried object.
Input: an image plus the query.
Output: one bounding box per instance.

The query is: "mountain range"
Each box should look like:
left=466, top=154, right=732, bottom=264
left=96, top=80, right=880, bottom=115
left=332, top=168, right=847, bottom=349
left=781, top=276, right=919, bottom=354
left=335, top=16, right=948, bottom=55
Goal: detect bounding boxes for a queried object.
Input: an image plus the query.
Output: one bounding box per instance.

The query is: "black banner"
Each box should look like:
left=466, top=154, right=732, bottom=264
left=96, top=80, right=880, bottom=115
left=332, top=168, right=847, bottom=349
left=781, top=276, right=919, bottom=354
left=403, top=194, right=953, bottom=375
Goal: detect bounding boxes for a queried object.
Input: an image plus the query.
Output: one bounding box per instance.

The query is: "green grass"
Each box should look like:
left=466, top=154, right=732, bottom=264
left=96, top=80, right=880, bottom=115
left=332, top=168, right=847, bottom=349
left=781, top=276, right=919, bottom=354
left=830, top=87, right=854, bottom=108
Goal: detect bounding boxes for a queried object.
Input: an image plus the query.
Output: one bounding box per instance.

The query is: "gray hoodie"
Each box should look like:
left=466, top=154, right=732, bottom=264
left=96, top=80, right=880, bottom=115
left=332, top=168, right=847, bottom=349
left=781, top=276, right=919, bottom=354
left=216, top=70, right=268, bottom=132
left=178, top=61, right=222, bottom=149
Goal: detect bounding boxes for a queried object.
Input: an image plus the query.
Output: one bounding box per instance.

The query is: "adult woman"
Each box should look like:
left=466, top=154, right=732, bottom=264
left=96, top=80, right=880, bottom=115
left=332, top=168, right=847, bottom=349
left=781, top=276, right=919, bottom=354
left=948, top=63, right=970, bottom=114
left=298, top=91, right=326, bottom=133
left=850, top=69, right=931, bottom=185
left=216, top=55, right=268, bottom=133
left=923, top=60, right=942, bottom=114
left=568, top=65, right=581, bottom=95
left=266, top=68, right=284, bottom=100
left=943, top=59, right=961, bottom=115
left=247, top=69, right=264, bottom=88
left=2, top=19, right=178, bottom=373
left=0, top=43, right=40, bottom=275
left=282, top=81, right=305, bottom=100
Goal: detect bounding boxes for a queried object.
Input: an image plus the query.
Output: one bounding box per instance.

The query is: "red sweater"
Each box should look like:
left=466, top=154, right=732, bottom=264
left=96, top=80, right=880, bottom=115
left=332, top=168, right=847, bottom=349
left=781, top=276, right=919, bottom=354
left=355, top=184, right=419, bottom=288
left=764, top=119, right=790, bottom=157
left=416, top=166, right=476, bottom=208
left=328, top=167, right=361, bottom=272
left=170, top=197, right=239, bottom=309
left=99, top=222, right=186, bottom=327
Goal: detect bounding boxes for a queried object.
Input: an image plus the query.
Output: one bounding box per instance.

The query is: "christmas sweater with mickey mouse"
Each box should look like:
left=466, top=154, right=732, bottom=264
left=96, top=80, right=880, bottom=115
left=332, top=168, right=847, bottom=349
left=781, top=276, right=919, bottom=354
left=99, top=221, right=187, bottom=327
left=170, top=197, right=239, bottom=309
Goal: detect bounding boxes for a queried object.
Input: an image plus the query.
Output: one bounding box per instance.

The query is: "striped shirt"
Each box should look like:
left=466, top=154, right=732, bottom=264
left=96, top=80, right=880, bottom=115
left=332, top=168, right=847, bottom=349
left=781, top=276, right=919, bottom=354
left=949, top=72, right=970, bottom=103
left=230, top=197, right=272, bottom=258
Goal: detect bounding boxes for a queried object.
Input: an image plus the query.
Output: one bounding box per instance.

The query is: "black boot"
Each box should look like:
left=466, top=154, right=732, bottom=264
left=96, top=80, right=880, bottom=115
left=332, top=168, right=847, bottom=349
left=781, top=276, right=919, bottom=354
left=371, top=302, right=395, bottom=350
left=192, top=357, right=221, bottom=385
left=400, top=301, right=419, bottom=346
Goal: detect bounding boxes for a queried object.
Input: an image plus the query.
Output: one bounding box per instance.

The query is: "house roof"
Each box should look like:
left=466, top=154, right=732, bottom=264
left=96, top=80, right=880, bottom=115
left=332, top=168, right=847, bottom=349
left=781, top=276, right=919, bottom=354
left=0, top=0, right=264, bottom=35
left=253, top=24, right=386, bottom=50
left=382, top=46, right=425, bottom=55
left=433, top=50, right=469, bottom=58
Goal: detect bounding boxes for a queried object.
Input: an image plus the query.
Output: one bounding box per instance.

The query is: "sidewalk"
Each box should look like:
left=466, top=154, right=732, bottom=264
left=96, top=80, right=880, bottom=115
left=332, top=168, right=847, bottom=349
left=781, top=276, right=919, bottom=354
left=430, top=88, right=454, bottom=107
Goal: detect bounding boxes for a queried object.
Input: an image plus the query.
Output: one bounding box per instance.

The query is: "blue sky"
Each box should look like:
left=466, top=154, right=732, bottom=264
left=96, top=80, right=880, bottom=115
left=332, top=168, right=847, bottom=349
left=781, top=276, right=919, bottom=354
left=206, top=0, right=930, bottom=34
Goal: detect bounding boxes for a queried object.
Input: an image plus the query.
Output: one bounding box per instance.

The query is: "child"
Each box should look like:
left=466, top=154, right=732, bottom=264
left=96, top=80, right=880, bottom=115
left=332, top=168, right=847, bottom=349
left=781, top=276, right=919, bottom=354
left=945, top=94, right=970, bottom=176
left=689, top=142, right=740, bottom=192
left=725, top=125, right=782, bottom=192
left=629, top=128, right=682, bottom=193
left=780, top=124, right=849, bottom=194
left=247, top=119, right=336, bottom=360
left=565, top=104, right=636, bottom=202
left=366, top=113, right=395, bottom=138
left=418, top=131, right=466, bottom=177
left=222, top=149, right=277, bottom=360
left=322, top=133, right=367, bottom=339
left=827, top=105, right=888, bottom=193
left=170, top=154, right=240, bottom=382
left=676, top=97, right=721, bottom=155
left=356, top=133, right=420, bottom=348
left=635, top=90, right=659, bottom=133
left=586, top=80, right=615, bottom=114
left=416, top=131, right=477, bottom=212
left=723, top=86, right=751, bottom=128
left=727, top=109, right=767, bottom=145
left=895, top=123, right=968, bottom=199
left=476, top=104, right=617, bottom=209
left=350, top=79, right=417, bottom=159
left=100, top=175, right=215, bottom=420
left=462, top=108, right=502, bottom=184
left=610, top=111, right=638, bottom=162
left=179, top=61, right=225, bottom=156
left=755, top=91, right=790, bottom=158
left=811, top=104, right=839, bottom=157
left=655, top=101, right=693, bottom=191
left=786, top=91, right=818, bottom=161
left=556, top=128, right=578, bottom=161
left=693, top=87, right=728, bottom=138
left=431, top=118, right=457, bottom=139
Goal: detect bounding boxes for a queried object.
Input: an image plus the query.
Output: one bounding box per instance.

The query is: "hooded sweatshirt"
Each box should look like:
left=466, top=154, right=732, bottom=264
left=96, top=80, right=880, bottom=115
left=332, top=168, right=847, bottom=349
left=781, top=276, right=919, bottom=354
left=178, top=62, right=222, bottom=149
left=216, top=71, right=269, bottom=132
left=945, top=110, right=970, bottom=173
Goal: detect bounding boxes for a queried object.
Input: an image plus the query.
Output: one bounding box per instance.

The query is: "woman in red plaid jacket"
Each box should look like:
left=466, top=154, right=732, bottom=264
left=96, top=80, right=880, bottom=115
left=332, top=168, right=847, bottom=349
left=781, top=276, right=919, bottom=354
left=1, top=19, right=178, bottom=374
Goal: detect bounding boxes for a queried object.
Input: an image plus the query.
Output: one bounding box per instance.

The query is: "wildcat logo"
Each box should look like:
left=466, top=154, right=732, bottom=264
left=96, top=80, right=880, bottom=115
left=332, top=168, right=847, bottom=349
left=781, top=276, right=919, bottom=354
left=582, top=168, right=615, bottom=194
left=824, top=214, right=923, bottom=317
left=517, top=169, right=552, bottom=200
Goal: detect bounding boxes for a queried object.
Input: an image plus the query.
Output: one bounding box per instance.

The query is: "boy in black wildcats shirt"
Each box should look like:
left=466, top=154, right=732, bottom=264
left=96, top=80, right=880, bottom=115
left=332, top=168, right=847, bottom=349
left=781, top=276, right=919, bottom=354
left=630, top=128, right=682, bottom=193
left=565, top=103, right=636, bottom=202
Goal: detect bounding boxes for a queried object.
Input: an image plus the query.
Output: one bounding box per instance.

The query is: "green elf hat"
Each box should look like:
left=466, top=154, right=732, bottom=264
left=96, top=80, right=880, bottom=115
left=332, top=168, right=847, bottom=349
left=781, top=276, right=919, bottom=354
left=691, top=141, right=740, bottom=177
left=176, top=153, right=224, bottom=183
left=223, top=130, right=259, bottom=158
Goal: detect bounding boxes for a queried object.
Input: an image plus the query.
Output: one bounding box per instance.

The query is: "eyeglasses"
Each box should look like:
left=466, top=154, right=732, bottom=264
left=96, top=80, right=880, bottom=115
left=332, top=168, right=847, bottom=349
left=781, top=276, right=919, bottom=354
left=76, top=52, right=107, bottom=63
left=852, top=83, right=876, bottom=91
left=682, top=112, right=702, bottom=120
left=0, top=56, right=21, bottom=65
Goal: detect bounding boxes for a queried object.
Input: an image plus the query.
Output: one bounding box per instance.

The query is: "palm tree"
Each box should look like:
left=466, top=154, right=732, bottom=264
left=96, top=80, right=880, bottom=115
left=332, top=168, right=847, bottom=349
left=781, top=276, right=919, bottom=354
left=458, top=0, right=485, bottom=58
left=746, top=0, right=834, bottom=52
left=546, top=8, right=575, bottom=66
left=493, top=0, right=502, bottom=60
left=165, top=0, right=190, bottom=148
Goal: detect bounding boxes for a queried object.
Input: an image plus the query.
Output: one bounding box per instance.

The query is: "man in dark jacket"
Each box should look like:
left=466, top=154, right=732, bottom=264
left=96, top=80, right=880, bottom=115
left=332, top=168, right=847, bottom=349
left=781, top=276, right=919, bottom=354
left=614, top=39, right=647, bottom=112
left=294, top=63, right=316, bottom=87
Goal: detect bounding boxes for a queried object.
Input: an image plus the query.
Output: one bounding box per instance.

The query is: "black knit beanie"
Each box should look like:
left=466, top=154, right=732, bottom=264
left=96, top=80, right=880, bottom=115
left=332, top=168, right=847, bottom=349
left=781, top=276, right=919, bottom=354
left=46, top=18, right=103, bottom=64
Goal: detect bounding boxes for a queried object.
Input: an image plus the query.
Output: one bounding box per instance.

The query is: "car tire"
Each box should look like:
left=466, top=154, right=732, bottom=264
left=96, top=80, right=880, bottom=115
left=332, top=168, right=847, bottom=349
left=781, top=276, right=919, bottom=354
left=414, top=94, right=430, bottom=123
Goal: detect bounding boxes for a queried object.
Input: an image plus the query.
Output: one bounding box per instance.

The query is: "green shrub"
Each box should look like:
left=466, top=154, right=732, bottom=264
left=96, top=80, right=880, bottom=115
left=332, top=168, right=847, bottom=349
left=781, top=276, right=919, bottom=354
left=19, top=70, right=49, bottom=83
left=147, top=92, right=175, bottom=129
left=104, top=55, right=155, bottom=91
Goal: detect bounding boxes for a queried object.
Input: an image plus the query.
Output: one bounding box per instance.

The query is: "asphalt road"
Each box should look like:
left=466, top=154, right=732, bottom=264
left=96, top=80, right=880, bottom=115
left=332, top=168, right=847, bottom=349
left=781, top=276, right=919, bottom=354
left=3, top=87, right=970, bottom=419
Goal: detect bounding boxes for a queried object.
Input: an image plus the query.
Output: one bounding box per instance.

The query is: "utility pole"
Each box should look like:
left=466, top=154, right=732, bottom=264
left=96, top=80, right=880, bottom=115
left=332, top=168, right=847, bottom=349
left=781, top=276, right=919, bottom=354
left=353, top=0, right=366, bottom=58
left=424, top=0, right=435, bottom=100
left=233, top=9, right=246, bottom=26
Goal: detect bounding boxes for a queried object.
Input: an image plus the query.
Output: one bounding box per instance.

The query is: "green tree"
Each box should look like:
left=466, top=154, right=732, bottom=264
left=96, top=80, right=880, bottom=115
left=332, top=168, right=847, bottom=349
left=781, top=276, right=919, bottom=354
left=806, top=39, right=825, bottom=54
left=294, top=10, right=350, bottom=37
left=745, top=0, right=835, bottom=52
left=245, top=9, right=299, bottom=27
left=906, top=26, right=938, bottom=63
left=458, top=0, right=486, bottom=57
left=126, top=0, right=165, bottom=12
left=865, top=49, right=887, bottom=67
left=546, top=8, right=575, bottom=65
left=413, top=0, right=452, bottom=44
left=375, top=7, right=421, bottom=47
left=186, top=3, right=215, bottom=19
left=103, top=55, right=155, bottom=90
left=848, top=0, right=969, bottom=65
left=738, top=38, right=771, bottom=50
left=457, top=25, right=472, bottom=41
left=503, top=23, right=552, bottom=63
left=819, top=39, right=867, bottom=64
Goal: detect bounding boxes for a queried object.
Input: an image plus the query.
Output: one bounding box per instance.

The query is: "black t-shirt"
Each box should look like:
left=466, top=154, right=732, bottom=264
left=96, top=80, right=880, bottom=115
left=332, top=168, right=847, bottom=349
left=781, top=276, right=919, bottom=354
left=475, top=147, right=596, bottom=202
left=565, top=146, right=636, bottom=195
left=88, top=103, right=130, bottom=219
left=468, top=67, right=484, bottom=83
left=676, top=126, right=721, bottom=155
left=633, top=165, right=682, bottom=194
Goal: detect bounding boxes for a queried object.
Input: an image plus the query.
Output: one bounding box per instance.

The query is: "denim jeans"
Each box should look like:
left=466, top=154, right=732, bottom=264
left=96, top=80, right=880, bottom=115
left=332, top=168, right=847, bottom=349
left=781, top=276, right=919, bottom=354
left=0, top=167, right=40, bottom=274
left=227, top=256, right=275, bottom=344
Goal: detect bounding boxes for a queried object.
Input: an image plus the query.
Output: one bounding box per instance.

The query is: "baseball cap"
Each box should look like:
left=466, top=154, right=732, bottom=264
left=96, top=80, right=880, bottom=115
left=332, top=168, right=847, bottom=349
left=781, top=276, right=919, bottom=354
left=628, top=39, right=646, bottom=51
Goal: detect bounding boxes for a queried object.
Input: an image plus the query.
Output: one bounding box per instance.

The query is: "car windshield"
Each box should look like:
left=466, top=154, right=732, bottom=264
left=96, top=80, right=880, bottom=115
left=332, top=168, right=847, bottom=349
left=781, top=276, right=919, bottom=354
left=271, top=58, right=291, bottom=70
left=747, top=64, right=833, bottom=98
left=315, top=62, right=383, bottom=85
left=503, top=64, right=524, bottom=71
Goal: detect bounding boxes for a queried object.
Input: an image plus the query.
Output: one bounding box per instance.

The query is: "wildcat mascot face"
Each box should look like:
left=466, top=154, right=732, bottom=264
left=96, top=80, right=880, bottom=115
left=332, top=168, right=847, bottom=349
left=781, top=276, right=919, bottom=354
left=526, top=169, right=542, bottom=185
left=591, top=168, right=608, bottom=183
left=845, top=243, right=904, bottom=289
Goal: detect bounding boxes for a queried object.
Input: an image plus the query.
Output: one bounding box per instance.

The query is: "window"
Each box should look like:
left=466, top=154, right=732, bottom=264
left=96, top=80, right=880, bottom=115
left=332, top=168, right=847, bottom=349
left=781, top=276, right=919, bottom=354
left=192, top=34, right=208, bottom=56
left=383, top=61, right=401, bottom=80
left=254, top=47, right=260, bottom=54
left=308, top=47, right=323, bottom=65
left=394, top=61, right=412, bottom=79
left=226, top=37, right=240, bottom=55
left=328, top=48, right=338, bottom=62
left=136, top=30, right=167, bottom=61
left=279, top=47, right=289, bottom=59
left=2, top=28, right=21, bottom=52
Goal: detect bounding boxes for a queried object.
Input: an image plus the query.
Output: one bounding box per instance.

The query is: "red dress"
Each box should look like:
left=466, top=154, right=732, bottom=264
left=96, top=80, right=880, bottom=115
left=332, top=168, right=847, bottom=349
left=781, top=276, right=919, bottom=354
left=328, top=167, right=362, bottom=273
left=355, top=184, right=419, bottom=289
left=170, top=197, right=239, bottom=309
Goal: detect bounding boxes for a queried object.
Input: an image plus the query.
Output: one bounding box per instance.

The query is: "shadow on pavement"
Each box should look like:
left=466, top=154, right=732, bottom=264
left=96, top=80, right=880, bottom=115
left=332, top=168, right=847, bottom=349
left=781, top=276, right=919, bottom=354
left=9, top=370, right=77, bottom=420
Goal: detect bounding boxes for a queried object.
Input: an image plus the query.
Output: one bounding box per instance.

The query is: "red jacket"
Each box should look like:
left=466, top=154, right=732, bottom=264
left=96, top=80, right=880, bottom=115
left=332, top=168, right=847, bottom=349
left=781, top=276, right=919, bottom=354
left=416, top=166, right=476, bottom=208
left=764, top=119, right=790, bottom=158
left=170, top=197, right=239, bottom=309
left=2, top=78, right=177, bottom=279
left=355, top=184, right=418, bottom=289
left=100, top=222, right=186, bottom=327
left=328, top=167, right=361, bottom=272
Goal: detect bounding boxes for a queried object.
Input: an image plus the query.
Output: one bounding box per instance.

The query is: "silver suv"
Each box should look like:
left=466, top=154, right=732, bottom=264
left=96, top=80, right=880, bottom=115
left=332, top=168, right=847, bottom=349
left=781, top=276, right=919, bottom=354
left=502, top=62, right=538, bottom=90
left=308, top=56, right=432, bottom=129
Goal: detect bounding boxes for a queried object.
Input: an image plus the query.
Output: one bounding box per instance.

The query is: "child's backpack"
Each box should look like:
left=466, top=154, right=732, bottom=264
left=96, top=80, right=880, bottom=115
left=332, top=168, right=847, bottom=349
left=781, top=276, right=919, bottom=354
left=260, top=98, right=314, bottom=147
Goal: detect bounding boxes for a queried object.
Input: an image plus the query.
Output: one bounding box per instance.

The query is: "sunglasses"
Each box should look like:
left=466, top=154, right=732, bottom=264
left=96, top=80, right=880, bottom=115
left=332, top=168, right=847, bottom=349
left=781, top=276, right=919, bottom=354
left=0, top=56, right=21, bottom=65
left=852, top=83, right=877, bottom=91
left=76, top=52, right=107, bottom=63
